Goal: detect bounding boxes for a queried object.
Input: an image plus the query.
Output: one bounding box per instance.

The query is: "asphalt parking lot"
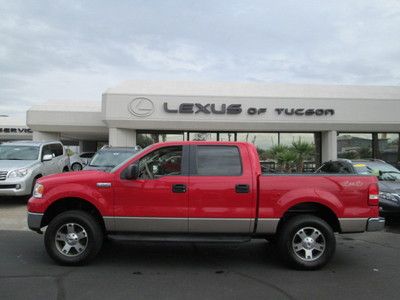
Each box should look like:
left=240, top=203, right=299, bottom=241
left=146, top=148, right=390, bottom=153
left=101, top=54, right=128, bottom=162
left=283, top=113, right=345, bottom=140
left=1, top=198, right=400, bottom=300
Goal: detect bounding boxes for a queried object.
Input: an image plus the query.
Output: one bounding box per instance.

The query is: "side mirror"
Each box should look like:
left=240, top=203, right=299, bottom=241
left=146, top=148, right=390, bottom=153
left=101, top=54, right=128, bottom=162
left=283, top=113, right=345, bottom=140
left=42, top=154, right=53, bottom=161
left=124, top=164, right=139, bottom=180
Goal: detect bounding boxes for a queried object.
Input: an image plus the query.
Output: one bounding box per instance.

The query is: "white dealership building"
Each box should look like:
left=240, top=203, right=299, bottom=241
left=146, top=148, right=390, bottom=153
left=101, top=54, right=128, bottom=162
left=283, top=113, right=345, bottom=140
left=2, top=81, right=400, bottom=166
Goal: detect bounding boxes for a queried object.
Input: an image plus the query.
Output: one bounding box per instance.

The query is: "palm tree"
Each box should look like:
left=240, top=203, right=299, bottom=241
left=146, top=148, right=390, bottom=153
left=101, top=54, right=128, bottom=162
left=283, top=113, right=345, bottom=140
left=276, top=149, right=298, bottom=173
left=269, top=144, right=290, bottom=172
left=292, top=139, right=315, bottom=172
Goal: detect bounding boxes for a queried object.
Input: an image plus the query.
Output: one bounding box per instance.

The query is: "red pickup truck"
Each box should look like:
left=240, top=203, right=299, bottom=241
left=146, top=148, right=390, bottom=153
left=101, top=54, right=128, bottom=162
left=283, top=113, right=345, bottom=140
left=27, top=141, right=384, bottom=269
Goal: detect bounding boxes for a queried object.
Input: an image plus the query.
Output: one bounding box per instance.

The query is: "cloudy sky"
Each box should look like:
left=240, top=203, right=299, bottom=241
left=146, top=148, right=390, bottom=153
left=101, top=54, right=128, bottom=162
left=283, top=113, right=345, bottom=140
left=1, top=0, right=400, bottom=120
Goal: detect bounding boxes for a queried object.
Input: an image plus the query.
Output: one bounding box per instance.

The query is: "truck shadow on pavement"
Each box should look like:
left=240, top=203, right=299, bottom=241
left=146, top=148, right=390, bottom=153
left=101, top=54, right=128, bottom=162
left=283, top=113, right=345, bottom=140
left=96, top=238, right=284, bottom=270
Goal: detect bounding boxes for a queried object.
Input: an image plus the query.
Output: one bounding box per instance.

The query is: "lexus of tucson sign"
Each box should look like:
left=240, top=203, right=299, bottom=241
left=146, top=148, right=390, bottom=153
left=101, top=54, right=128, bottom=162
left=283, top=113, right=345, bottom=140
left=163, top=102, right=335, bottom=116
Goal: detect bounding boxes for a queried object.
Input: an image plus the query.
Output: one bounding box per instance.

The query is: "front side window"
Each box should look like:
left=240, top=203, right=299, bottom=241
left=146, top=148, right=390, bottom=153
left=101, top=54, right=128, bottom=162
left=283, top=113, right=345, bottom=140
left=42, top=145, right=53, bottom=158
left=50, top=144, right=63, bottom=157
left=0, top=145, right=40, bottom=161
left=195, top=146, right=242, bottom=176
left=137, top=146, right=182, bottom=179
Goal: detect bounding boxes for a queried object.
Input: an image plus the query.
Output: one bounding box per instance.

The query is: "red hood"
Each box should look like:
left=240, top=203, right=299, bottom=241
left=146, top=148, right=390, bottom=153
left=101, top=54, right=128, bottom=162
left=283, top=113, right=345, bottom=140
left=38, top=170, right=114, bottom=185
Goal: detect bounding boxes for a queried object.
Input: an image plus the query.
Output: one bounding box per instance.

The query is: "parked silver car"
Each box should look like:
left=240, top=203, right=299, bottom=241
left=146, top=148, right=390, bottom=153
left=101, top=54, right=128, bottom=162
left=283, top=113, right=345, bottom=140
left=0, top=140, right=69, bottom=196
left=69, top=152, right=95, bottom=171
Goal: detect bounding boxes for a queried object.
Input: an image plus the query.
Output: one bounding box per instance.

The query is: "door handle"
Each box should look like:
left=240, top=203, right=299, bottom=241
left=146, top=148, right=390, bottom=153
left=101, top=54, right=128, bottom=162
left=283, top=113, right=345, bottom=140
left=235, top=184, right=249, bottom=193
left=172, top=184, right=187, bottom=193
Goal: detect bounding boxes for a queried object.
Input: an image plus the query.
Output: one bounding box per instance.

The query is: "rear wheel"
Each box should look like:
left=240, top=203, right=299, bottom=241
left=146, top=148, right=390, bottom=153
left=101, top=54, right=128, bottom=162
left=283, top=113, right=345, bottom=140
left=277, top=215, right=335, bottom=270
left=44, top=210, right=103, bottom=265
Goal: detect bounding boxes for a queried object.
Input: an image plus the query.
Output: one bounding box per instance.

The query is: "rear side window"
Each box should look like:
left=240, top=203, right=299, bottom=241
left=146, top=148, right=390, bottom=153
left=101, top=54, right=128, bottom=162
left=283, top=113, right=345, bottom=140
left=194, top=146, right=242, bottom=176
left=318, top=162, right=351, bottom=174
left=50, top=144, right=64, bottom=157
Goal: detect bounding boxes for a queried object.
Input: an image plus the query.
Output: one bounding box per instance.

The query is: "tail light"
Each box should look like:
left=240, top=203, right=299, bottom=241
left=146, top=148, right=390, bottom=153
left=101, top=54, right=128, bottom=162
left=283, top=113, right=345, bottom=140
left=368, top=183, right=379, bottom=206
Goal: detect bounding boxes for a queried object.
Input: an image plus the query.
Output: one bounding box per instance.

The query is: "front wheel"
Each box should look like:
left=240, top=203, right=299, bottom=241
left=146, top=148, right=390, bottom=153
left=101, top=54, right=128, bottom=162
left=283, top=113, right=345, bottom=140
left=277, top=215, right=335, bottom=270
left=44, top=210, right=103, bottom=265
left=71, top=163, right=83, bottom=171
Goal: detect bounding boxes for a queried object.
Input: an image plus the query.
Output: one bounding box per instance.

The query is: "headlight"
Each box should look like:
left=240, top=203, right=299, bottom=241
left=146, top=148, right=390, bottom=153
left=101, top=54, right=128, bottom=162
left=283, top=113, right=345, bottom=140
left=33, top=183, right=44, bottom=198
left=8, top=168, right=30, bottom=178
left=379, top=192, right=400, bottom=203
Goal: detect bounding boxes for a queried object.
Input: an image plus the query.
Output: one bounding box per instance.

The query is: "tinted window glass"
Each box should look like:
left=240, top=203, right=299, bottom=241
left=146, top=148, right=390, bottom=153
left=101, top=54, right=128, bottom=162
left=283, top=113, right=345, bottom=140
left=80, top=152, right=95, bottom=158
left=138, top=146, right=182, bottom=179
left=42, top=145, right=53, bottom=157
left=195, top=146, right=241, bottom=176
left=50, top=144, right=63, bottom=157
left=318, top=162, right=348, bottom=173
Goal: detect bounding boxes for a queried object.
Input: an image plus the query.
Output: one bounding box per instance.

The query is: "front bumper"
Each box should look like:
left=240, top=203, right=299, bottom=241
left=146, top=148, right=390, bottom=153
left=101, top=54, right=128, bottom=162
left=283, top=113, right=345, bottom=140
left=27, top=212, right=44, bottom=232
left=0, top=177, right=33, bottom=196
left=366, top=217, right=385, bottom=232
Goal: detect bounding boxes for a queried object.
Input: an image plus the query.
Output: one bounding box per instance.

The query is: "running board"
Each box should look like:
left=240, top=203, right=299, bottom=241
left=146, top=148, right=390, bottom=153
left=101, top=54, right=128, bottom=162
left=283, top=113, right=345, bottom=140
left=107, top=233, right=251, bottom=243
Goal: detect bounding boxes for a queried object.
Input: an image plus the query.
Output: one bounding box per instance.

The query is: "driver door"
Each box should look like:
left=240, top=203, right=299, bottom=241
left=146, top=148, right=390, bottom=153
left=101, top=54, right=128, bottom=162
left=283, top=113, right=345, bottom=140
left=40, top=145, right=56, bottom=176
left=113, top=145, right=189, bottom=233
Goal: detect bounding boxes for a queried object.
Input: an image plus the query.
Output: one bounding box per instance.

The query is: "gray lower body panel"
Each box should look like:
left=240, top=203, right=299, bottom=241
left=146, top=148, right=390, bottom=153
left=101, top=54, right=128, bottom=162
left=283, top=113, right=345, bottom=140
left=104, top=217, right=256, bottom=234
left=189, top=218, right=252, bottom=233
left=104, top=217, right=187, bottom=233
left=256, top=218, right=280, bottom=234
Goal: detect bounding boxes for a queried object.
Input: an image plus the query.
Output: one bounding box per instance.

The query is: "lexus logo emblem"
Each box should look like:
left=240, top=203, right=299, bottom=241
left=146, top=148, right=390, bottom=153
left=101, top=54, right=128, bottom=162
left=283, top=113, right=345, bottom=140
left=128, top=97, right=154, bottom=117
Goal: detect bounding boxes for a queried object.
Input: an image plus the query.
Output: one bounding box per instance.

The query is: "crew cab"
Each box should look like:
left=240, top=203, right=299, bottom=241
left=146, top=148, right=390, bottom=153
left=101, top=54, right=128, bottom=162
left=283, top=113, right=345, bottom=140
left=27, top=141, right=384, bottom=270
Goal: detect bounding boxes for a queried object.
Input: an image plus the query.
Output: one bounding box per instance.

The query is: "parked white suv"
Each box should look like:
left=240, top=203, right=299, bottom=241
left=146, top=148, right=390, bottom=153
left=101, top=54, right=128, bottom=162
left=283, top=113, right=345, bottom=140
left=0, top=141, right=69, bottom=196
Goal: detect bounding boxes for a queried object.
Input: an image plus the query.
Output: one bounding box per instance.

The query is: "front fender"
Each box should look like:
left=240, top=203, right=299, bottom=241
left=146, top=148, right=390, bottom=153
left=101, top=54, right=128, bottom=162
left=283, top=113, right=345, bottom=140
left=44, top=183, right=111, bottom=215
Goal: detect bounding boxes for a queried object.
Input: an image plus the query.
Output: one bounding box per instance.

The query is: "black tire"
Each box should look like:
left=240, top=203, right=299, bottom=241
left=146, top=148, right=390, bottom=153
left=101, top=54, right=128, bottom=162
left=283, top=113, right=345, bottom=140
left=44, top=210, right=103, bottom=266
left=277, top=215, right=335, bottom=270
left=62, top=166, right=69, bottom=172
left=71, top=163, right=83, bottom=171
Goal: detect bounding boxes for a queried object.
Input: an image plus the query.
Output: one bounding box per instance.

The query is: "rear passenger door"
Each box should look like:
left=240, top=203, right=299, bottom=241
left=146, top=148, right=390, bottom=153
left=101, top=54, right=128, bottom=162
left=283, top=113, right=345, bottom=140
left=188, top=145, right=256, bottom=234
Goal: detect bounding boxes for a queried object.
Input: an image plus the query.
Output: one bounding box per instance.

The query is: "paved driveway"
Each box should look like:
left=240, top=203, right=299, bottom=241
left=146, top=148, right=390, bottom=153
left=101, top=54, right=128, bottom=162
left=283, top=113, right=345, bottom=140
left=1, top=198, right=400, bottom=300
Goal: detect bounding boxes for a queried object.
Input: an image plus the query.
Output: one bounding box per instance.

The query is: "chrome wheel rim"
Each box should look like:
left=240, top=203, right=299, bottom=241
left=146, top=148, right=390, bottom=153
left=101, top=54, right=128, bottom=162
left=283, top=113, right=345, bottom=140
left=72, top=164, right=82, bottom=171
left=292, top=227, right=325, bottom=262
left=55, top=223, right=88, bottom=257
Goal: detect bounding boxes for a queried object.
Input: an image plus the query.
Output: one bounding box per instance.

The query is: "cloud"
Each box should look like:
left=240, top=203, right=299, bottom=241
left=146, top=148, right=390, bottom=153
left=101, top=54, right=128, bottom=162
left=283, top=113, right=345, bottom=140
left=0, top=0, right=400, bottom=119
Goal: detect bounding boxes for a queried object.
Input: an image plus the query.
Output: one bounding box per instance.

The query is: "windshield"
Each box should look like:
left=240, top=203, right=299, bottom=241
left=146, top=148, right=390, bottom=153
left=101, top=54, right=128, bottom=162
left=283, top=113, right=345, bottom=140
left=110, top=146, right=148, bottom=173
left=0, top=145, right=40, bottom=160
left=89, top=150, right=138, bottom=168
left=353, top=162, right=400, bottom=181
